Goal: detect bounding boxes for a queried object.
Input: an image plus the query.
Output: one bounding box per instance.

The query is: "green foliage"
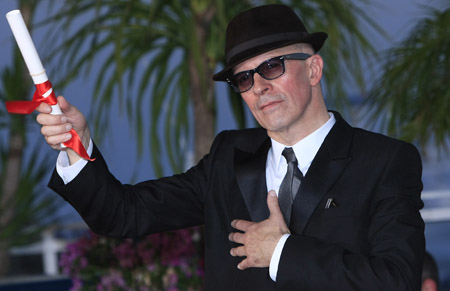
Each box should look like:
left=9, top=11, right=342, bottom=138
left=0, top=1, right=63, bottom=250
left=0, top=142, right=62, bottom=247
left=0, top=51, right=33, bottom=134
left=366, top=6, right=450, bottom=150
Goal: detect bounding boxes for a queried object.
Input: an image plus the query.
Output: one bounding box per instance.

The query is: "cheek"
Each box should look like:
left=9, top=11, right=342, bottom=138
left=241, top=95, right=257, bottom=112
left=287, top=81, right=311, bottom=106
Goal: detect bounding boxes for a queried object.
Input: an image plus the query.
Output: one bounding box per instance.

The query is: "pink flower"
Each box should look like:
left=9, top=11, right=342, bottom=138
left=113, top=240, right=138, bottom=269
left=69, top=277, right=82, bottom=291
left=96, top=270, right=129, bottom=291
left=137, top=239, right=156, bottom=265
left=60, top=228, right=204, bottom=290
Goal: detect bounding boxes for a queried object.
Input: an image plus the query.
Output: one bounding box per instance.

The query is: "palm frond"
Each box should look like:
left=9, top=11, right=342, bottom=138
left=366, top=7, right=450, bottom=151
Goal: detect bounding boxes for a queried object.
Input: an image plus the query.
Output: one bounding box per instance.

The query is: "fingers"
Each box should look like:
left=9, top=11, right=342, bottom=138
left=35, top=95, right=69, bottom=114
left=230, top=245, right=246, bottom=257
left=228, top=231, right=244, bottom=244
left=40, top=123, right=72, bottom=138
left=229, top=247, right=261, bottom=270
left=267, top=190, right=290, bottom=233
left=267, top=190, right=283, bottom=220
left=45, top=132, right=73, bottom=150
left=230, top=247, right=251, bottom=270
left=36, top=111, right=66, bottom=126
left=229, top=225, right=249, bottom=269
left=35, top=101, right=52, bottom=114
left=231, top=219, right=253, bottom=232
left=228, top=192, right=289, bottom=271
left=36, top=104, right=73, bottom=149
left=229, top=232, right=247, bottom=270
left=55, top=96, right=89, bottom=138
left=41, top=123, right=73, bottom=146
left=237, top=258, right=251, bottom=270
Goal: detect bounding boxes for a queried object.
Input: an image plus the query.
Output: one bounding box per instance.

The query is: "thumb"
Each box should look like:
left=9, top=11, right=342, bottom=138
left=57, top=95, right=72, bottom=112
left=267, top=190, right=283, bottom=220
left=57, top=95, right=81, bottom=120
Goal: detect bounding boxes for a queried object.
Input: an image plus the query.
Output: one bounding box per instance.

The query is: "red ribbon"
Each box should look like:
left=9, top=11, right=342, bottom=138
left=6, top=81, right=94, bottom=162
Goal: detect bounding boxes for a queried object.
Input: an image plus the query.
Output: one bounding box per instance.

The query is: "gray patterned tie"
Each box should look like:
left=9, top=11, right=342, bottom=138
left=278, top=147, right=303, bottom=226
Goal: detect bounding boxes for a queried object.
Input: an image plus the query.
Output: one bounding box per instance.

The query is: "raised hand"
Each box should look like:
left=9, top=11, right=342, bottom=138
left=229, top=190, right=290, bottom=270
left=36, top=95, right=90, bottom=164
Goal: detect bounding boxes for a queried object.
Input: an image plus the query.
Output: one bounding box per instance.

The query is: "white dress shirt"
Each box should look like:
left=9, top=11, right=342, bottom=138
left=267, top=113, right=335, bottom=281
left=56, top=113, right=336, bottom=282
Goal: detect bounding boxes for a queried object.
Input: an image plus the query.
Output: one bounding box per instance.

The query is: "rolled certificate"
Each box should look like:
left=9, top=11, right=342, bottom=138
left=6, top=9, right=62, bottom=115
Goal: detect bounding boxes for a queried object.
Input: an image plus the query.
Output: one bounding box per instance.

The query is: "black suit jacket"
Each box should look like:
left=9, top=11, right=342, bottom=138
left=49, top=112, right=425, bottom=290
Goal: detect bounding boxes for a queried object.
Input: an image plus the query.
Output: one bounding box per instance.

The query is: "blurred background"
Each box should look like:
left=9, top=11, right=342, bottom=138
left=0, top=0, right=449, bottom=290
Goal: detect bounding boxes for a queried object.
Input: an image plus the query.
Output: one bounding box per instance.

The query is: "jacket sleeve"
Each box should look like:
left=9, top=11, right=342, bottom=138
left=48, top=131, right=227, bottom=239
left=276, top=142, right=425, bottom=291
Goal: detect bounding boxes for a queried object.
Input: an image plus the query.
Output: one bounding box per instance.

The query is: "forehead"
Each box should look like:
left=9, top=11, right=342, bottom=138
left=233, top=45, right=300, bottom=73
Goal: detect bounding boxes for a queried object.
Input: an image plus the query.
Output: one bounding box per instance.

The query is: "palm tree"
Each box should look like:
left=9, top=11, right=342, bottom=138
left=46, top=0, right=381, bottom=176
left=366, top=6, right=450, bottom=151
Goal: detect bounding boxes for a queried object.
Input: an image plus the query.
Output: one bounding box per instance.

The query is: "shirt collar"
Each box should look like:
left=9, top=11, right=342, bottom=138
left=269, top=112, right=336, bottom=174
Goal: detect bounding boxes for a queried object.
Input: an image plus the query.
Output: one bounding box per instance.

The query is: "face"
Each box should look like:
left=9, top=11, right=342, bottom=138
left=233, top=45, right=322, bottom=143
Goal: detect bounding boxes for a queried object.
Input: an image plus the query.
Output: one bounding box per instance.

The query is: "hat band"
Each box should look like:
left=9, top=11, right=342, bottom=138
left=225, top=31, right=309, bottom=63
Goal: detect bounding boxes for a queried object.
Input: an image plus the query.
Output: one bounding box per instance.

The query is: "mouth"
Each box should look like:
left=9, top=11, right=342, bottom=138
left=259, top=100, right=283, bottom=111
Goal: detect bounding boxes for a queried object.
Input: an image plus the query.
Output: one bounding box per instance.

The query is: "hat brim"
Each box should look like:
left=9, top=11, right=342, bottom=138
left=212, top=32, right=327, bottom=82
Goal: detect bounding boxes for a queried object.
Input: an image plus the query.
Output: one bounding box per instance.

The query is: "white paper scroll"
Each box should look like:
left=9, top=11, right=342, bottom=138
left=6, top=9, right=62, bottom=115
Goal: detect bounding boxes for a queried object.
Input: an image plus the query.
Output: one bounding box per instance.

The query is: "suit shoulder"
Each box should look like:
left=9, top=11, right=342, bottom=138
left=352, top=127, right=420, bottom=155
left=215, top=127, right=267, bottom=145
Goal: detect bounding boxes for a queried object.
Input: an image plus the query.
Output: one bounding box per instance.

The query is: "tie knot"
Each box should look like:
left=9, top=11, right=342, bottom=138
left=282, top=147, right=298, bottom=164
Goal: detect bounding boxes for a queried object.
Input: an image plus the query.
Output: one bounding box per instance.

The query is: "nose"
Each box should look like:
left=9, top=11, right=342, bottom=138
left=252, top=73, right=272, bottom=95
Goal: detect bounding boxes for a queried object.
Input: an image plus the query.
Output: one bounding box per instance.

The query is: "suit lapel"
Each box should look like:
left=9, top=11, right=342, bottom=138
left=290, top=112, right=353, bottom=234
left=233, top=112, right=354, bottom=228
left=234, top=129, right=271, bottom=222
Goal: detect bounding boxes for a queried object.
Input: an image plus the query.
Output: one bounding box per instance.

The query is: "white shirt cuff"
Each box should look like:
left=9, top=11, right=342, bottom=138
left=56, top=138, right=93, bottom=184
left=269, top=233, right=290, bottom=281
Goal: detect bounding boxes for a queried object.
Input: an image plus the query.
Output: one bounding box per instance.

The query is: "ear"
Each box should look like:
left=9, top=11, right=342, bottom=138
left=308, top=54, right=323, bottom=86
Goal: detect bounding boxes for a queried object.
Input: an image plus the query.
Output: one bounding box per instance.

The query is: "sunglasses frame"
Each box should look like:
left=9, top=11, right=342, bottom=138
left=226, top=53, right=312, bottom=93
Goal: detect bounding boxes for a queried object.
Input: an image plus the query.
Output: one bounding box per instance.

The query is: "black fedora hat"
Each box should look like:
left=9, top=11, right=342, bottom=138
left=213, top=4, right=327, bottom=81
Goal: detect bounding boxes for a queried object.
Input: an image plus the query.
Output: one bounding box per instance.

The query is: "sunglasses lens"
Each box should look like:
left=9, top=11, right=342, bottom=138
left=260, top=58, right=284, bottom=79
left=232, top=71, right=253, bottom=93
left=229, top=56, right=286, bottom=93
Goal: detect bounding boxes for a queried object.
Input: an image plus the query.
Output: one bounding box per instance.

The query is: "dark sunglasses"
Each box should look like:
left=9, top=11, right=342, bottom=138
left=226, top=53, right=312, bottom=93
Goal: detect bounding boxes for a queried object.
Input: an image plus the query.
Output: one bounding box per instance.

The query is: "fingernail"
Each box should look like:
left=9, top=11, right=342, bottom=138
left=65, top=133, right=72, bottom=141
left=66, top=124, right=72, bottom=131
left=269, top=190, right=276, bottom=197
left=61, top=116, right=67, bottom=123
left=237, top=264, right=242, bottom=270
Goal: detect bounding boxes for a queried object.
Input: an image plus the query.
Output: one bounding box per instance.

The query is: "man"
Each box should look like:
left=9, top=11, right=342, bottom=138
left=36, top=4, right=425, bottom=290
